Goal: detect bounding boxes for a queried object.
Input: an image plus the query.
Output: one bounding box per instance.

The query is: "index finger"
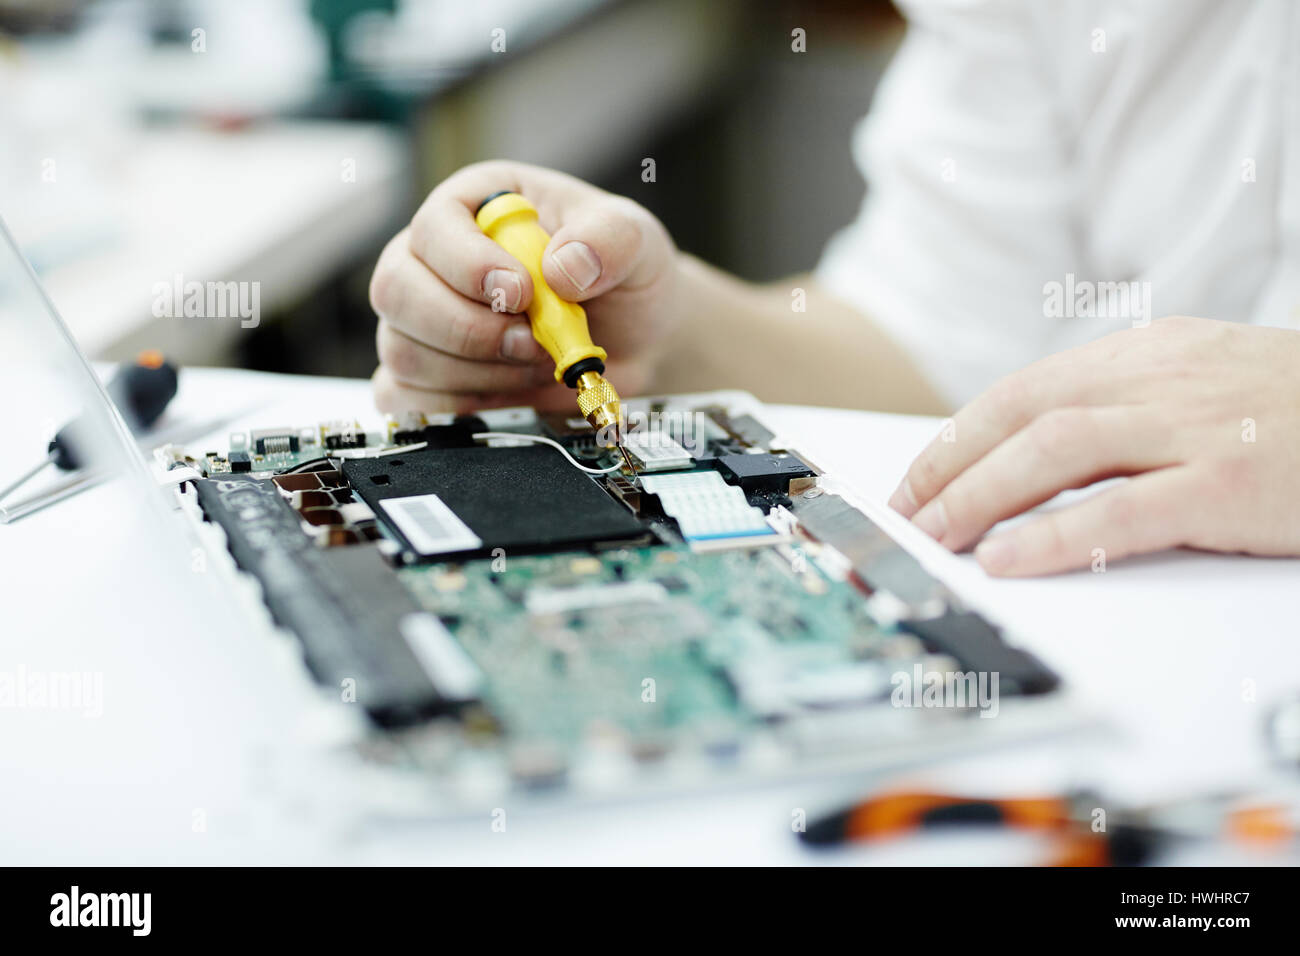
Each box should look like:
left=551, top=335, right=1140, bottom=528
left=888, top=348, right=1120, bottom=518
left=407, top=163, right=535, bottom=311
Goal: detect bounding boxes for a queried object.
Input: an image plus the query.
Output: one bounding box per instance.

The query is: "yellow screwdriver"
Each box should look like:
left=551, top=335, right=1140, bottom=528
left=475, top=191, right=634, bottom=473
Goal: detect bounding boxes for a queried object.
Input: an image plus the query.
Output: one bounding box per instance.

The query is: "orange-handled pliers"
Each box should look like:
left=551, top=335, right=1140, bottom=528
left=800, top=789, right=1298, bottom=866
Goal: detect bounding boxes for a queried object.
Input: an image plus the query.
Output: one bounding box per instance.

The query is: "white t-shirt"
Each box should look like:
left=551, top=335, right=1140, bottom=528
left=815, top=0, right=1300, bottom=408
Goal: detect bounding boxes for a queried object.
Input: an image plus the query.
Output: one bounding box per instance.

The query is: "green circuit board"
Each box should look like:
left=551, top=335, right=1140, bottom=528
left=396, top=544, right=916, bottom=769
left=177, top=400, right=1057, bottom=796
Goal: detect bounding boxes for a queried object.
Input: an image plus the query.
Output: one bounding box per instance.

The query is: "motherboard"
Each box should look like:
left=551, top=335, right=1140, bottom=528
left=163, top=398, right=1061, bottom=798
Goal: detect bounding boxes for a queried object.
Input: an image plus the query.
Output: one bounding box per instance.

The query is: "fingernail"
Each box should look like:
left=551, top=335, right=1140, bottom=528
left=888, top=478, right=919, bottom=517
left=483, top=269, right=522, bottom=312
left=912, top=500, right=948, bottom=541
left=500, top=323, right=539, bottom=361
left=551, top=241, right=601, bottom=292
left=975, top=537, right=1016, bottom=574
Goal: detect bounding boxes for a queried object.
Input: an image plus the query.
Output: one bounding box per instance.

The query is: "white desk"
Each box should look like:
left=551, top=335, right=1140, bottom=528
left=3, top=368, right=1298, bottom=865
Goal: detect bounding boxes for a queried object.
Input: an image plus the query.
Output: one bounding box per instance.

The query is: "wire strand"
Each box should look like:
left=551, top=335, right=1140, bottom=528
left=471, top=432, right=623, bottom=475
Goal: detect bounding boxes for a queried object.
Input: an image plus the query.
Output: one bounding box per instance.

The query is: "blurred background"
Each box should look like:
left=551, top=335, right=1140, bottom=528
left=0, top=0, right=901, bottom=378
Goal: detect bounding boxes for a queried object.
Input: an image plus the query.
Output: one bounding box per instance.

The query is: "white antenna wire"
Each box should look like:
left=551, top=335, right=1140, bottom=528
left=472, top=432, right=623, bottom=475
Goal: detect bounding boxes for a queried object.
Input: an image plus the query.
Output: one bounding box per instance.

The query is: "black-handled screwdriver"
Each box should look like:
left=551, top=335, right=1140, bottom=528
left=0, top=351, right=179, bottom=503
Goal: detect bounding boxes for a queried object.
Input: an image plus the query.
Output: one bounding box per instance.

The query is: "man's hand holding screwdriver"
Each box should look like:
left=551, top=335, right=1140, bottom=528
left=369, top=160, right=681, bottom=416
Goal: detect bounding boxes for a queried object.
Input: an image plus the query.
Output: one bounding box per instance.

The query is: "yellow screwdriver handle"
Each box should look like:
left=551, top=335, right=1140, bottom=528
left=475, top=192, right=606, bottom=384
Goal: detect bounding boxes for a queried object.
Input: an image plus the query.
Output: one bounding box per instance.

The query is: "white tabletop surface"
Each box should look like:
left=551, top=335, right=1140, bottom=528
left=3, top=367, right=1298, bottom=865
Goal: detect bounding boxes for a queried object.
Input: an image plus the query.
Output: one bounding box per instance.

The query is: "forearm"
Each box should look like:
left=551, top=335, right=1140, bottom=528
left=648, top=254, right=949, bottom=415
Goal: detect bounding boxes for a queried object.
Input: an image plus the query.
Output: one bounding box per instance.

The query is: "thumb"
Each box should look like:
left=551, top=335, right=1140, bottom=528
left=541, top=202, right=648, bottom=302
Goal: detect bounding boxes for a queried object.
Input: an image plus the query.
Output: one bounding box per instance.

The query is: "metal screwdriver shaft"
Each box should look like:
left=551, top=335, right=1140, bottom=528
left=0, top=456, right=54, bottom=505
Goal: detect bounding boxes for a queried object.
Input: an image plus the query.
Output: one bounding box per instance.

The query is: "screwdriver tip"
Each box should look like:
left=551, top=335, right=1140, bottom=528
left=617, top=443, right=637, bottom=479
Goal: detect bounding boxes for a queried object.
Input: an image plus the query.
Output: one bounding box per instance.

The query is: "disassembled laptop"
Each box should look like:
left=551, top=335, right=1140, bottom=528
left=159, top=396, right=1063, bottom=799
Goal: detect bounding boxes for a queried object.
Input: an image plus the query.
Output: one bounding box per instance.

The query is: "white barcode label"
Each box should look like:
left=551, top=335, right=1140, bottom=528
left=380, top=493, right=482, bottom=556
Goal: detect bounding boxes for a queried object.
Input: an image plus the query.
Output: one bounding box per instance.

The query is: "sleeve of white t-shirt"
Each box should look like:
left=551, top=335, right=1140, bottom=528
left=815, top=0, right=1080, bottom=408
